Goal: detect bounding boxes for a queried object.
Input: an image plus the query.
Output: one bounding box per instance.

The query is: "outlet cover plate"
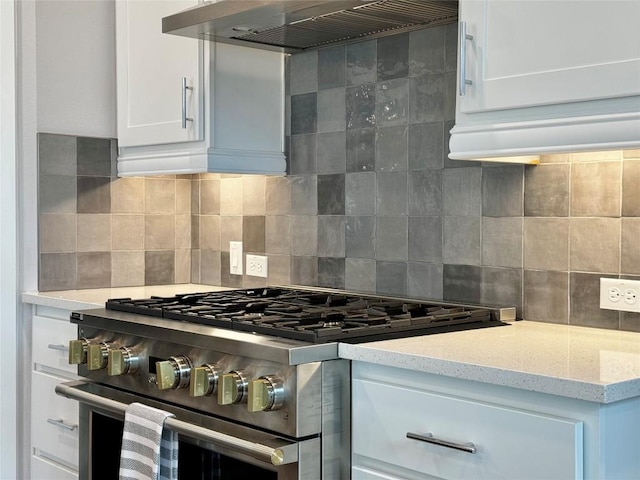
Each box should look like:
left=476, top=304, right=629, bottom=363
left=246, top=254, right=268, bottom=278
left=600, top=278, right=640, bottom=313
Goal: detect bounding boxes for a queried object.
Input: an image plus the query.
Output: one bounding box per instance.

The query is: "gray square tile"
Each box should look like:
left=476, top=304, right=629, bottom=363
left=38, top=133, right=77, bottom=175
left=346, top=216, right=375, bottom=259
left=318, top=257, right=345, bottom=289
left=376, top=216, right=408, bottom=261
left=39, top=253, right=76, bottom=291
left=408, top=262, right=443, bottom=300
left=482, top=165, right=524, bottom=217
left=482, top=217, right=522, bottom=268
left=523, top=218, right=569, bottom=271
left=111, top=177, right=144, bottom=214
left=291, top=216, right=318, bottom=256
left=318, top=45, right=346, bottom=90
left=112, top=214, right=144, bottom=251
left=346, top=172, right=376, bottom=215
left=570, top=272, right=619, bottom=329
left=524, top=164, right=570, bottom=216
left=77, top=137, right=111, bottom=176
left=376, top=125, right=408, bottom=172
left=200, top=178, right=220, bottom=215
left=266, top=176, right=291, bottom=215
left=524, top=270, right=568, bottom=324
left=145, top=215, right=176, bottom=250
left=409, top=170, right=442, bottom=216
left=377, top=172, right=407, bottom=216
left=317, top=88, right=346, bottom=133
left=409, top=25, right=445, bottom=76
left=481, top=267, right=523, bottom=316
left=243, top=216, right=266, bottom=253
left=40, top=175, right=77, bottom=214
left=570, top=218, right=620, bottom=273
left=376, top=78, right=408, bottom=127
left=317, top=174, right=345, bottom=215
left=571, top=162, right=621, bottom=217
left=145, top=178, right=176, bottom=214
left=443, top=264, right=481, bottom=304
left=443, top=216, right=481, bottom=265
left=112, top=251, right=145, bottom=287
left=622, top=160, right=640, bottom=216
left=290, top=134, right=317, bottom=175
left=291, top=256, right=318, bottom=286
left=266, top=216, right=291, bottom=255
left=409, top=73, right=445, bottom=123
left=78, top=252, right=112, bottom=289
left=409, top=216, right=442, bottom=263
left=191, top=249, right=201, bottom=284
left=267, top=254, right=291, bottom=285
left=220, top=177, right=243, bottom=215
left=191, top=214, right=200, bottom=249
left=199, top=215, right=221, bottom=251
left=77, top=214, right=111, bottom=252
left=622, top=218, right=640, bottom=274
left=201, top=250, right=222, bottom=286
left=77, top=176, right=111, bottom=214
left=377, top=33, right=409, bottom=81
left=346, top=40, right=376, bottom=86
left=243, top=176, right=266, bottom=215
left=290, top=175, right=317, bottom=215
left=444, top=71, right=457, bottom=121
left=220, top=251, right=243, bottom=287
left=444, top=23, right=458, bottom=73
left=620, top=275, right=640, bottom=332
left=220, top=216, right=242, bottom=251
left=346, top=128, right=375, bottom=172
left=345, top=258, right=376, bottom=293
left=290, top=50, right=318, bottom=95
left=442, top=167, right=481, bottom=216
left=409, top=122, right=444, bottom=170
left=317, top=132, right=346, bottom=173
left=346, top=84, right=376, bottom=130
left=318, top=216, right=346, bottom=257
left=376, top=261, right=407, bottom=296
left=39, top=213, right=76, bottom=253
left=291, top=93, right=317, bottom=135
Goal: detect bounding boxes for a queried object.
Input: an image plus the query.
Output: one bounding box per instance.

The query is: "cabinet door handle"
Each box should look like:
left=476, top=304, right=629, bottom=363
left=47, top=418, right=78, bottom=431
left=407, top=432, right=476, bottom=454
left=47, top=344, right=69, bottom=353
left=459, top=21, right=474, bottom=96
left=182, top=76, right=194, bottom=129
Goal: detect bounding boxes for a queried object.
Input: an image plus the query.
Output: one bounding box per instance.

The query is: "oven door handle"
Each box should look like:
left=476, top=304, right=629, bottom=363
left=55, top=381, right=297, bottom=466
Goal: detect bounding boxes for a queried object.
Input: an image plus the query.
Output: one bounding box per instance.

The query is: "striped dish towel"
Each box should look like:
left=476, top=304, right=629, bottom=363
left=119, top=402, right=178, bottom=480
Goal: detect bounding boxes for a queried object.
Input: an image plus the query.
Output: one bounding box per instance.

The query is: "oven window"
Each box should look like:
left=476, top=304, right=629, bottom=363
left=90, top=412, right=277, bottom=480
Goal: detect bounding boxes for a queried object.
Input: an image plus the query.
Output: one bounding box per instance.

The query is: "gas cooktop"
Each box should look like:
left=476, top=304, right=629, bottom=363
left=105, top=286, right=512, bottom=344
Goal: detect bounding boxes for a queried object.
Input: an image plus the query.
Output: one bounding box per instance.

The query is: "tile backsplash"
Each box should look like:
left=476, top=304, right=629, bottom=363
left=37, top=25, right=640, bottom=332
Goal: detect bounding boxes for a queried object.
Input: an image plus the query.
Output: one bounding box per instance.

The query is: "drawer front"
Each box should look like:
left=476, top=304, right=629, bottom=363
left=31, top=454, right=78, bottom=480
left=352, top=379, right=583, bottom=480
left=31, top=371, right=79, bottom=468
left=32, top=314, right=77, bottom=374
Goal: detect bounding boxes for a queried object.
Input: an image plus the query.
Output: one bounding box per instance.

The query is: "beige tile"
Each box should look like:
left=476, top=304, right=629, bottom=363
left=78, top=252, right=111, bottom=288
left=191, top=249, right=201, bottom=283
left=570, top=150, right=623, bottom=162
left=201, top=178, right=220, bottom=215
left=200, top=215, right=221, bottom=251
left=622, top=218, right=640, bottom=275
left=220, top=177, right=243, bottom=215
left=623, top=149, right=640, bottom=159
left=145, top=215, right=176, bottom=250
left=176, top=179, right=191, bottom=214
left=243, top=176, right=266, bottom=215
left=112, top=215, right=144, bottom=250
left=266, top=216, right=291, bottom=254
left=523, top=218, right=569, bottom=271
left=220, top=216, right=242, bottom=251
left=201, top=250, right=221, bottom=285
left=77, top=214, right=111, bottom=252
left=111, top=251, right=145, bottom=287
left=539, top=153, right=569, bottom=164
left=267, top=254, right=291, bottom=285
left=40, top=213, right=76, bottom=253
left=175, top=214, right=191, bottom=249
left=191, top=179, right=200, bottom=214
left=145, top=178, right=175, bottom=214
left=570, top=162, right=621, bottom=217
left=266, top=176, right=291, bottom=215
left=623, top=160, right=640, bottom=216
left=175, top=249, right=191, bottom=283
left=40, top=253, right=76, bottom=291
left=111, top=177, right=144, bottom=213
left=570, top=218, right=620, bottom=273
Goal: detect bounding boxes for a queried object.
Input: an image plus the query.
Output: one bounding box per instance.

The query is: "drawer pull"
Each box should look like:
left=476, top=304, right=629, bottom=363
left=46, top=418, right=78, bottom=431
left=407, top=432, right=476, bottom=454
left=47, top=344, right=69, bottom=353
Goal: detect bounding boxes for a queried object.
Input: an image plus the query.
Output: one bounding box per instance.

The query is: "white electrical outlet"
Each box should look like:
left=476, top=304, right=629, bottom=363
left=229, top=241, right=243, bottom=275
left=600, top=278, right=640, bottom=313
left=246, top=254, right=268, bottom=278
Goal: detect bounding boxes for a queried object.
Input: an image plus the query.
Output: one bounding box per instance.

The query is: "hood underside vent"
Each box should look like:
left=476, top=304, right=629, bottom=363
left=163, top=0, right=458, bottom=53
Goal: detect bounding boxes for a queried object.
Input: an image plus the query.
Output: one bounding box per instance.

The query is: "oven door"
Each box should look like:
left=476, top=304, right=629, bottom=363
left=55, top=381, right=319, bottom=480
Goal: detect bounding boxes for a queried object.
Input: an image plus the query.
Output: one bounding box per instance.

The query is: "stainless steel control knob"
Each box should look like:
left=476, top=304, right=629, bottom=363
left=155, top=355, right=193, bottom=390
left=218, top=370, right=248, bottom=405
left=68, top=338, right=90, bottom=365
left=248, top=376, right=285, bottom=412
left=87, top=342, right=111, bottom=371
left=107, top=346, right=139, bottom=376
left=189, top=363, right=221, bottom=397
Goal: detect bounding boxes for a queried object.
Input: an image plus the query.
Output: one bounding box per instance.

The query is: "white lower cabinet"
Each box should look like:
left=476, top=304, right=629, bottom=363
left=30, top=307, right=80, bottom=479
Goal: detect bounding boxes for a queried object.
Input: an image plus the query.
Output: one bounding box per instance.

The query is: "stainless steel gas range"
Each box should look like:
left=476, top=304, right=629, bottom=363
left=56, top=286, right=514, bottom=480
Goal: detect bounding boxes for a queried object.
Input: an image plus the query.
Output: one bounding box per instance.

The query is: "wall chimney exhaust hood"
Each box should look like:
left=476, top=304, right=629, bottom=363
left=162, top=0, right=458, bottom=53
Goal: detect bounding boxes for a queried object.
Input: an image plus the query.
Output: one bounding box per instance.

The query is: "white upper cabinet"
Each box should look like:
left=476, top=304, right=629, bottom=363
left=115, top=0, right=286, bottom=176
left=450, top=0, right=640, bottom=161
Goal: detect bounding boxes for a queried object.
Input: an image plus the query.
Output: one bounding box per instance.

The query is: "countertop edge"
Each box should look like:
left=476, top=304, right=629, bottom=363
left=22, top=291, right=101, bottom=310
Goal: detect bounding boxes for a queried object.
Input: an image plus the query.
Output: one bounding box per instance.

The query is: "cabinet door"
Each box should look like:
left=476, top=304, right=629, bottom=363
left=459, top=0, right=640, bottom=113
left=32, top=315, right=78, bottom=375
left=31, top=455, right=78, bottom=480
left=116, top=0, right=202, bottom=147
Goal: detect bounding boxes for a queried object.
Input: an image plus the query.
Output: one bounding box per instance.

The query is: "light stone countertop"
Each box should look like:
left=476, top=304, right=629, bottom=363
left=22, top=284, right=231, bottom=311
left=339, top=320, right=640, bottom=404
